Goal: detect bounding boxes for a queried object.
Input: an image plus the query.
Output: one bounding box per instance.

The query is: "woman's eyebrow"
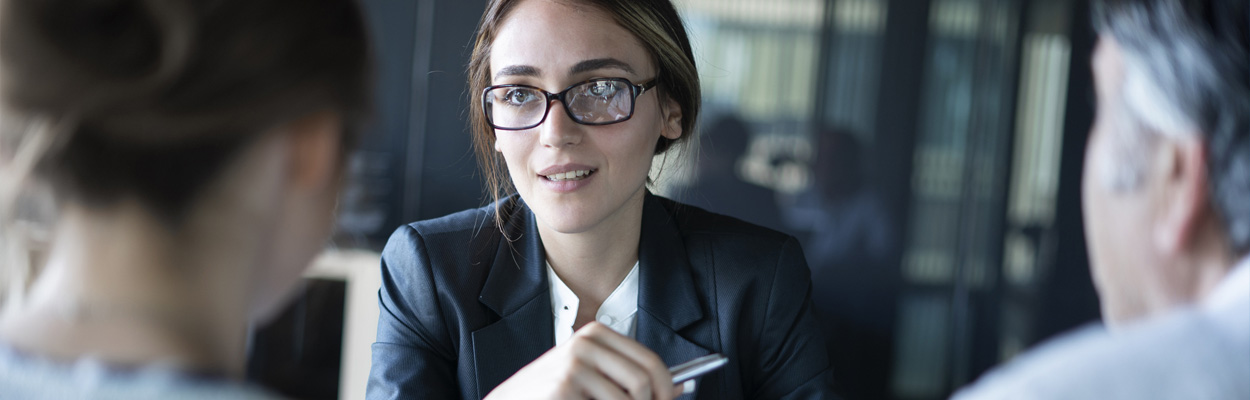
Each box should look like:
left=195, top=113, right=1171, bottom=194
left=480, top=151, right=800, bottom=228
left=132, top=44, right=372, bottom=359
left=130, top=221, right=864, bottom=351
left=494, top=58, right=635, bottom=81
left=569, top=58, right=635, bottom=75
left=495, top=65, right=540, bottom=80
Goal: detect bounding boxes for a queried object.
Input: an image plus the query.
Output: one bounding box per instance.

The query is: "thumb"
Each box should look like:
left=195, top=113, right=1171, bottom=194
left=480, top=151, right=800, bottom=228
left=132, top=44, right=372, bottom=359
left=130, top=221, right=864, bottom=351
left=672, top=380, right=695, bottom=397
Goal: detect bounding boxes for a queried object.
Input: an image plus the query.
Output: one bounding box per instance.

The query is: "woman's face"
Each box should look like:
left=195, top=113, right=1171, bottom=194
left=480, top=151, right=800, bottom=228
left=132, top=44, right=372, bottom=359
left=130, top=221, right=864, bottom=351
left=490, top=0, right=681, bottom=234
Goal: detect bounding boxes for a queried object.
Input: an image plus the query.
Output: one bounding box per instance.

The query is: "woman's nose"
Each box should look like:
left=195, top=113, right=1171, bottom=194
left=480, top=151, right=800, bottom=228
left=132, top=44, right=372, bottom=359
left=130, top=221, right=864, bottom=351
left=538, top=100, right=583, bottom=148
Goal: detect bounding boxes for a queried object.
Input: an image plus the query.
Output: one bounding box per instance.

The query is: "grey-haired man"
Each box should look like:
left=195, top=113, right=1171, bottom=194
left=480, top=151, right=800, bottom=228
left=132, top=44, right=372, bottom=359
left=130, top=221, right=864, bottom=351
left=955, top=0, right=1249, bottom=398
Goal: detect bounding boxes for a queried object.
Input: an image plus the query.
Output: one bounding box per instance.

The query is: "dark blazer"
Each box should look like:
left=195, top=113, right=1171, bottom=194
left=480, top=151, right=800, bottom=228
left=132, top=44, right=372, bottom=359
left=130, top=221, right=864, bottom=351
left=367, top=193, right=836, bottom=399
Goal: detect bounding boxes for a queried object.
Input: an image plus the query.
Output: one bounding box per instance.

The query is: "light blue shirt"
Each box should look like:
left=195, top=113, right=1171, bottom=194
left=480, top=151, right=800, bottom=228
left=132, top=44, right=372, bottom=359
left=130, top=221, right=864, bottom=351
left=952, top=258, right=1250, bottom=400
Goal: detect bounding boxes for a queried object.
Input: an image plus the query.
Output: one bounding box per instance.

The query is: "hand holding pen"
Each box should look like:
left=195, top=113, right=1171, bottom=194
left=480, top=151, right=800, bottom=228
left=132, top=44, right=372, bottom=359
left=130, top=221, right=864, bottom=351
left=484, top=322, right=726, bottom=400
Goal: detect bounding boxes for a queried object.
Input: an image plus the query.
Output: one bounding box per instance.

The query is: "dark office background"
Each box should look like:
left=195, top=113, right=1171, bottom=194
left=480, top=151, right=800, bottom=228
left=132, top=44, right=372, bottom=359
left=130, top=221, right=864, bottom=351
left=249, top=1, right=1107, bottom=399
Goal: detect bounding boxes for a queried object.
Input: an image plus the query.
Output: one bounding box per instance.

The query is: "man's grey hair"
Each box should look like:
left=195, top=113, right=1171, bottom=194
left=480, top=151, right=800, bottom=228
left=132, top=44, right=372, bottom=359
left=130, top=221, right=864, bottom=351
left=1094, top=0, right=1250, bottom=255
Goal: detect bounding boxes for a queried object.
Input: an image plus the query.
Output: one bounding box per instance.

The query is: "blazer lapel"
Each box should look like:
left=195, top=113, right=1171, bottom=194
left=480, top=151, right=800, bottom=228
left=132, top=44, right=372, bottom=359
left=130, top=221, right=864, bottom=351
left=471, top=194, right=714, bottom=397
left=471, top=199, right=554, bottom=397
left=635, top=193, right=712, bottom=367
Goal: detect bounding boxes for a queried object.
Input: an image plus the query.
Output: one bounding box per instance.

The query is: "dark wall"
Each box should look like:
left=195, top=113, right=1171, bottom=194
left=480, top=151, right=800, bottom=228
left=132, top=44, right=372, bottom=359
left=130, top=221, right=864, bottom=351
left=358, top=0, right=418, bottom=245
left=407, top=1, right=491, bottom=222
left=1038, top=0, right=1102, bottom=340
left=351, top=0, right=488, bottom=248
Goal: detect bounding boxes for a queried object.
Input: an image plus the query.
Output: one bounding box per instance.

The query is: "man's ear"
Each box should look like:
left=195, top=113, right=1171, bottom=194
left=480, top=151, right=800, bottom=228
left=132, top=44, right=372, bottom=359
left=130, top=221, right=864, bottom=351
left=660, top=95, right=683, bottom=140
left=285, top=110, right=342, bottom=192
left=1152, top=135, right=1209, bottom=255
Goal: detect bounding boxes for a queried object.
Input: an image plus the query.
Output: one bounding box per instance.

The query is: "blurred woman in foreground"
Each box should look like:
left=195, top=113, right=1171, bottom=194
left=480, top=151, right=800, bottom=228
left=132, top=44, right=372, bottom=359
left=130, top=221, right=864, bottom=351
left=0, top=0, right=371, bottom=398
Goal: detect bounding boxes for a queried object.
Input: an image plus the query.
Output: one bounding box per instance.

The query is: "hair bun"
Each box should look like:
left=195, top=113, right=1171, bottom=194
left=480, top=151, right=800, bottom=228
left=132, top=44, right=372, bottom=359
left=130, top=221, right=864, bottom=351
left=51, top=0, right=164, bottom=77
left=1, top=0, right=192, bottom=128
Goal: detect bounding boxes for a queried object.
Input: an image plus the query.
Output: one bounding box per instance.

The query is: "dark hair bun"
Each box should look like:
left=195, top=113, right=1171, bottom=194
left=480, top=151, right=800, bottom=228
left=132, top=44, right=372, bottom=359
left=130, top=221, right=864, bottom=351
left=1, top=0, right=193, bottom=127
left=0, top=0, right=371, bottom=220
left=47, top=0, right=165, bottom=78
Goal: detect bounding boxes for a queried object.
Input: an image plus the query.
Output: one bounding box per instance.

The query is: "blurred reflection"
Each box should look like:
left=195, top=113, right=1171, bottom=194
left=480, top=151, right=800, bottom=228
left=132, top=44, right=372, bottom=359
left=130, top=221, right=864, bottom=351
left=782, top=127, right=898, bottom=400
left=675, top=114, right=785, bottom=232
left=783, top=128, right=894, bottom=265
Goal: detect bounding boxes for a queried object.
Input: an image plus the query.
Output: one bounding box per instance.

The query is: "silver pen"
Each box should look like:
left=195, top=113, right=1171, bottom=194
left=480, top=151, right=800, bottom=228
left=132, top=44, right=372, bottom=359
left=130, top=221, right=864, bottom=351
left=669, top=354, right=728, bottom=385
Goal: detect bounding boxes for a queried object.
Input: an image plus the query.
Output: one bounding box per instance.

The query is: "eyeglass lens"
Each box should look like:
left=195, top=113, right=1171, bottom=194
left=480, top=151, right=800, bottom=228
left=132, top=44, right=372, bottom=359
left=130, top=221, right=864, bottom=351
left=486, top=80, right=635, bottom=129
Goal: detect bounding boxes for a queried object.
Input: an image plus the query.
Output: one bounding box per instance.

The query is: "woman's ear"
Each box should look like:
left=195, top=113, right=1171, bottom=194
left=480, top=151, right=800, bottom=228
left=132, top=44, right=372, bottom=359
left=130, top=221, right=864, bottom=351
left=660, top=96, right=683, bottom=140
left=285, top=110, right=342, bottom=192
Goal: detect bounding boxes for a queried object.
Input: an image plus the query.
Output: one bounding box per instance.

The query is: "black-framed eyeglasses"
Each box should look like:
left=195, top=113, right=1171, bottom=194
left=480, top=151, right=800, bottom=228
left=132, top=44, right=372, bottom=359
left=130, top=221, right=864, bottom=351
left=483, top=77, right=658, bottom=130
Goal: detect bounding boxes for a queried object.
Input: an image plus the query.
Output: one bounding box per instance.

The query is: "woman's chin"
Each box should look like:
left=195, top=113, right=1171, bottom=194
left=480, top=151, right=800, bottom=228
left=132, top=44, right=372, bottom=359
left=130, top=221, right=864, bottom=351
left=528, top=187, right=648, bottom=236
left=536, top=215, right=599, bottom=235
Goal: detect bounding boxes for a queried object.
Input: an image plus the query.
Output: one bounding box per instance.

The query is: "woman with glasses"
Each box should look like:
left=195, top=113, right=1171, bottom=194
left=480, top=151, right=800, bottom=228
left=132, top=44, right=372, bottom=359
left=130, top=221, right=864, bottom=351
left=0, top=0, right=370, bottom=398
left=368, top=0, right=835, bottom=399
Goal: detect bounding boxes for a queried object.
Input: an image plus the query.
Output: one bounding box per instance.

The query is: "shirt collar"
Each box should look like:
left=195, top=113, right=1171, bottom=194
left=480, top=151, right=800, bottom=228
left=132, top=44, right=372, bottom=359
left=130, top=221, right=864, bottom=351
left=597, top=263, right=641, bottom=325
left=546, top=261, right=640, bottom=327
left=547, top=263, right=580, bottom=319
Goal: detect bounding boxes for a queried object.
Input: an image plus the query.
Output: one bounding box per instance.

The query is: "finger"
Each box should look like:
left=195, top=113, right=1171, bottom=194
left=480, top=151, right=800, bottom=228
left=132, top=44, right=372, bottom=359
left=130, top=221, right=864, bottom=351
left=668, top=380, right=695, bottom=399
left=586, top=347, right=656, bottom=400
left=577, top=323, right=673, bottom=399
left=580, top=324, right=673, bottom=399
left=568, top=330, right=655, bottom=400
left=577, top=322, right=669, bottom=374
left=572, top=358, right=632, bottom=400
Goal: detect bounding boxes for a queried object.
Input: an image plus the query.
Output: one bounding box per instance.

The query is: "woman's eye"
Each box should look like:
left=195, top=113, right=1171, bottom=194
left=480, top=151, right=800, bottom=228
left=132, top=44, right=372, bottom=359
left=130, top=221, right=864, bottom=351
left=504, top=89, right=535, bottom=105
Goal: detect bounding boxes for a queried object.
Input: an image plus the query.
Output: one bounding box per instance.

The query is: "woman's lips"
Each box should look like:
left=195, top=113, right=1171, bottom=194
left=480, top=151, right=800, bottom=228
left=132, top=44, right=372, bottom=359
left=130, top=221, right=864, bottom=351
left=537, top=165, right=598, bottom=192
left=542, top=169, right=595, bottom=182
left=537, top=163, right=596, bottom=176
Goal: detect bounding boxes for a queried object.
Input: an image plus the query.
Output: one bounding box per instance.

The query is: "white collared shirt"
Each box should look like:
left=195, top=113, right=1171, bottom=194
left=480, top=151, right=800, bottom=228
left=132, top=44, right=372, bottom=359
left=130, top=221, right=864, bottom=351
left=547, top=261, right=640, bottom=346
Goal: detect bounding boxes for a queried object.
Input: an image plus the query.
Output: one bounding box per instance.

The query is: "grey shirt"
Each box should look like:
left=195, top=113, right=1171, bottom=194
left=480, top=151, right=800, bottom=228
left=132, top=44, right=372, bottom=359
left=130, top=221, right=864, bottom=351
left=0, top=345, right=282, bottom=400
left=953, top=258, right=1250, bottom=400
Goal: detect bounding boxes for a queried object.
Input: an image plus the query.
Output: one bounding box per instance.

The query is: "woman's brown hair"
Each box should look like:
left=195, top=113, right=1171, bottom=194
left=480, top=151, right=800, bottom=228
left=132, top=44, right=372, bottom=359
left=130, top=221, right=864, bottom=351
left=467, top=0, right=701, bottom=225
